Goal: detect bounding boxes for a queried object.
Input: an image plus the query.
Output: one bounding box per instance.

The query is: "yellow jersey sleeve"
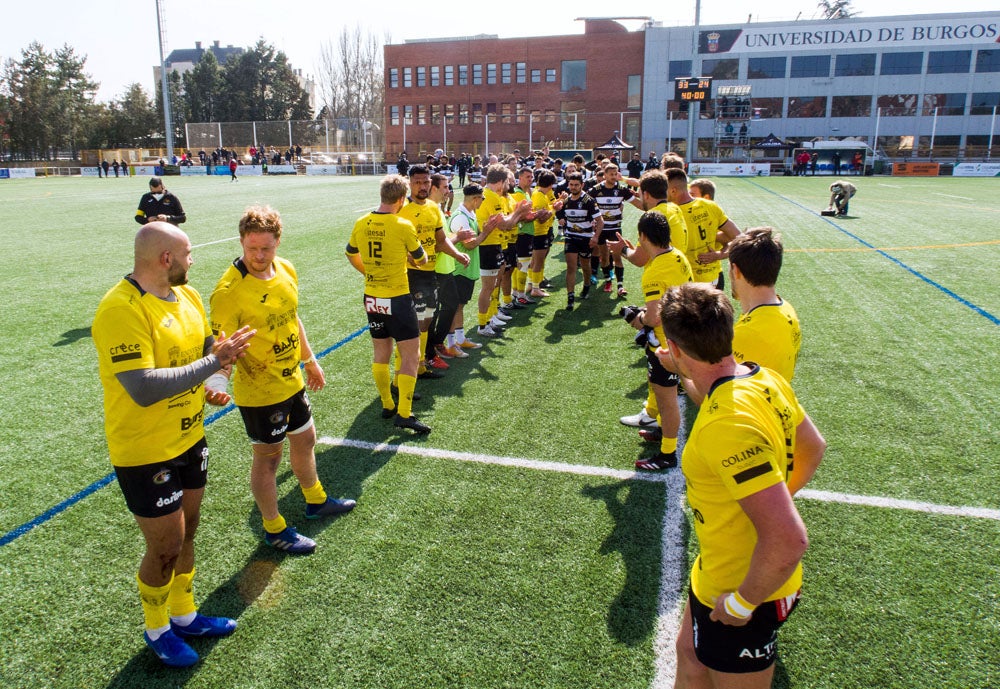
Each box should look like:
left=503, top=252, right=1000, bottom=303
left=93, top=281, right=210, bottom=467
left=681, top=199, right=730, bottom=283
left=476, top=188, right=506, bottom=246
left=532, top=189, right=555, bottom=235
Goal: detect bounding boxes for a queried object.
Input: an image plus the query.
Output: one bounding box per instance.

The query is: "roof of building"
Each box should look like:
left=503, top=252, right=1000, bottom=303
left=165, top=42, right=243, bottom=67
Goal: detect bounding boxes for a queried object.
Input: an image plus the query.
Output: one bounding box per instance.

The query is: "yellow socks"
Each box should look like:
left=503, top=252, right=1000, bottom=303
left=661, top=435, right=678, bottom=455
left=301, top=480, right=327, bottom=505
left=263, top=514, right=287, bottom=534
left=167, top=569, right=197, bottom=620
left=137, top=573, right=172, bottom=632
left=372, top=362, right=393, bottom=410
left=396, top=374, right=417, bottom=418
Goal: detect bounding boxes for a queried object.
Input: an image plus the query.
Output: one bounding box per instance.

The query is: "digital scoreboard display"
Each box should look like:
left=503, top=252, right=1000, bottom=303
left=674, top=77, right=713, bottom=102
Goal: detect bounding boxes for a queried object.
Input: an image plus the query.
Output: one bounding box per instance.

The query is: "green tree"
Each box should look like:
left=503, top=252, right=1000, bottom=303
left=2, top=42, right=56, bottom=159
left=817, top=0, right=856, bottom=19
left=219, top=40, right=311, bottom=122
left=51, top=44, right=99, bottom=158
left=318, top=26, right=385, bottom=148
left=183, top=49, right=223, bottom=122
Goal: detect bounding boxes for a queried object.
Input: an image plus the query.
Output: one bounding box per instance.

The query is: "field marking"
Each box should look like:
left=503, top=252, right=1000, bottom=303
left=353, top=207, right=375, bottom=213
left=746, top=179, right=1000, bottom=326
left=933, top=192, right=974, bottom=200
left=788, top=239, right=1000, bottom=254
left=877, top=183, right=903, bottom=188
left=192, top=236, right=241, bottom=248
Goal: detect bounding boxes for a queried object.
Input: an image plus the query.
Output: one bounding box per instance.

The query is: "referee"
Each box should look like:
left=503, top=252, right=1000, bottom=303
left=136, top=177, right=186, bottom=226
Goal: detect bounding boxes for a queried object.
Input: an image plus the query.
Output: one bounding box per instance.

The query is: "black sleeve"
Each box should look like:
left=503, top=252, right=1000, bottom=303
left=169, top=194, right=186, bottom=225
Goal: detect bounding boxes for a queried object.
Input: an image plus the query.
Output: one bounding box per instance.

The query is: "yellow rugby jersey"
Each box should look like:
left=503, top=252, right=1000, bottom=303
left=346, top=211, right=422, bottom=298
left=682, top=364, right=806, bottom=607
left=210, top=256, right=304, bottom=407
left=678, top=198, right=730, bottom=283
left=531, top=188, right=556, bottom=236
left=733, top=299, right=801, bottom=382
left=476, top=187, right=509, bottom=247
left=399, top=199, right=444, bottom=272
left=640, top=248, right=693, bottom=345
left=643, top=200, right=688, bottom=255
left=93, top=279, right=211, bottom=467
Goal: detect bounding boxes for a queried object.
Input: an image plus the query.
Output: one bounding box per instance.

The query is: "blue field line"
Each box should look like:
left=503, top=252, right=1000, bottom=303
left=0, top=325, right=368, bottom=549
left=745, top=180, right=1000, bottom=326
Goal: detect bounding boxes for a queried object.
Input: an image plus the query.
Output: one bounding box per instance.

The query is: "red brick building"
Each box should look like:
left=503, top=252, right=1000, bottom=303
left=383, top=20, right=646, bottom=158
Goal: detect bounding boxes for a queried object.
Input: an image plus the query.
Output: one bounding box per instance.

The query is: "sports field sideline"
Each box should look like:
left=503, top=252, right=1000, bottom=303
left=0, top=174, right=997, bottom=688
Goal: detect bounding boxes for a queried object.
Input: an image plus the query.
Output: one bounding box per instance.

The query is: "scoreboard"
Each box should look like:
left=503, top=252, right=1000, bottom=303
left=674, top=77, right=712, bottom=103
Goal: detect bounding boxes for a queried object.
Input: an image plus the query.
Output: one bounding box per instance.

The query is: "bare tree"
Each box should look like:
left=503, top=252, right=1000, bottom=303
left=318, top=26, right=385, bottom=148
left=817, top=0, right=857, bottom=19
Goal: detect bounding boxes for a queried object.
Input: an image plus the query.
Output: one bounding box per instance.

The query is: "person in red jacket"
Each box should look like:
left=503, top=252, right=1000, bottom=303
left=229, top=157, right=238, bottom=182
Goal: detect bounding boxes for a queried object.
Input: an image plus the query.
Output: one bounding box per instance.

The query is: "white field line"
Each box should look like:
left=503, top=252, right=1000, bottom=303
left=353, top=207, right=375, bottom=213
left=192, top=236, right=241, bottom=248
left=317, top=436, right=1000, bottom=689
left=933, top=192, right=974, bottom=200
left=877, top=183, right=903, bottom=188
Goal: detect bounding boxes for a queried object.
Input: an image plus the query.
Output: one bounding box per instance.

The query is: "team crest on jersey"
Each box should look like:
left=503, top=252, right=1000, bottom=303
left=152, top=470, right=172, bottom=485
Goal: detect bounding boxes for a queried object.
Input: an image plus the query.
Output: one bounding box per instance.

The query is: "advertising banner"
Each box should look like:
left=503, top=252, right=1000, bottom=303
left=892, top=162, right=940, bottom=176
left=267, top=165, right=298, bottom=175
left=952, top=163, right=1000, bottom=177
left=686, top=162, right=771, bottom=177
left=81, top=167, right=101, bottom=177
left=180, top=166, right=208, bottom=176
left=133, top=165, right=158, bottom=176
left=5, top=168, right=37, bottom=178
left=305, top=165, right=340, bottom=175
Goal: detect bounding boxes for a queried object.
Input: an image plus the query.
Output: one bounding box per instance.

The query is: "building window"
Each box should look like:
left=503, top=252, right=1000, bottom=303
left=923, top=93, right=966, bottom=116
left=431, top=104, right=441, bottom=125
left=545, top=108, right=557, bottom=123
left=748, top=57, right=786, bottom=79
left=790, top=55, right=830, bottom=78
left=545, top=68, right=556, bottom=83
left=444, top=65, right=454, bottom=86
left=389, top=68, right=399, bottom=88
left=831, top=95, right=872, bottom=118
left=502, top=63, right=512, bottom=84
left=669, top=60, right=693, bottom=81
left=501, top=102, right=512, bottom=123
left=516, top=62, right=526, bottom=83
left=473, top=64, right=483, bottom=85
left=877, top=94, right=918, bottom=116
left=430, top=66, right=440, bottom=87
left=459, top=64, right=468, bottom=86
left=927, top=50, right=971, bottom=74
left=416, top=66, right=426, bottom=87
left=459, top=103, right=470, bottom=124
left=417, top=104, right=426, bottom=125
left=880, top=52, right=923, bottom=75
left=445, top=104, right=455, bottom=123
left=702, top=59, right=738, bottom=80
left=516, top=102, right=526, bottom=123
left=473, top=103, right=483, bottom=124
left=487, top=63, right=497, bottom=85
left=627, top=74, right=641, bottom=110
left=390, top=105, right=399, bottom=126
left=976, top=50, right=1000, bottom=73
left=834, top=53, right=875, bottom=77
left=403, top=67, right=412, bottom=88
left=971, top=92, right=1000, bottom=115
left=560, top=101, right=585, bottom=132
left=404, top=105, right=413, bottom=124
left=531, top=69, right=541, bottom=83
left=751, top=97, right=783, bottom=119
left=787, top=96, right=827, bottom=118
left=561, top=60, right=586, bottom=91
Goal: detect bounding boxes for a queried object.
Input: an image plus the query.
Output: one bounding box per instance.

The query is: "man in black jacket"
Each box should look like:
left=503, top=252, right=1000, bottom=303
left=135, top=177, right=186, bottom=226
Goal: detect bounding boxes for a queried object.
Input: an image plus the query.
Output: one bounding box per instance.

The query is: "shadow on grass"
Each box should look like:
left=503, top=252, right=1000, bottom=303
left=53, top=326, right=91, bottom=346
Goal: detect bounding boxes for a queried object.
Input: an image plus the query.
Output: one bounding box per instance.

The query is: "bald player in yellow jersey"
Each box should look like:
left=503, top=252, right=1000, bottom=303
left=93, top=222, right=254, bottom=667
left=346, top=174, right=432, bottom=433
left=655, top=283, right=825, bottom=688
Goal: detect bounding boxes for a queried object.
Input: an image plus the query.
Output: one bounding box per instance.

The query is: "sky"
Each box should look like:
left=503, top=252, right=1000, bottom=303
left=2, top=0, right=997, bottom=102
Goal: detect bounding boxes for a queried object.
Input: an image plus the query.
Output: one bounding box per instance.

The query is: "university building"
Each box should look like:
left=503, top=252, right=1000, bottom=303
left=641, top=11, right=1000, bottom=160
left=383, top=12, right=999, bottom=161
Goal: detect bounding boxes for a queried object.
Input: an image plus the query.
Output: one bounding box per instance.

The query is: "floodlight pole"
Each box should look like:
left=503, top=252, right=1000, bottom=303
left=155, top=0, right=174, bottom=161
left=686, top=0, right=701, bottom=162
left=929, top=107, right=938, bottom=159
left=989, top=106, right=997, bottom=160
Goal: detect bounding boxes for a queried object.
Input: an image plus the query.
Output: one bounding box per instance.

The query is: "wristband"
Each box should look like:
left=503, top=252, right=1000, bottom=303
left=301, top=356, right=315, bottom=366
left=723, top=591, right=756, bottom=619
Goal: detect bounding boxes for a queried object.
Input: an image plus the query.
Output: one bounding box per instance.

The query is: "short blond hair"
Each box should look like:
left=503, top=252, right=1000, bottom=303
left=380, top=174, right=409, bottom=204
